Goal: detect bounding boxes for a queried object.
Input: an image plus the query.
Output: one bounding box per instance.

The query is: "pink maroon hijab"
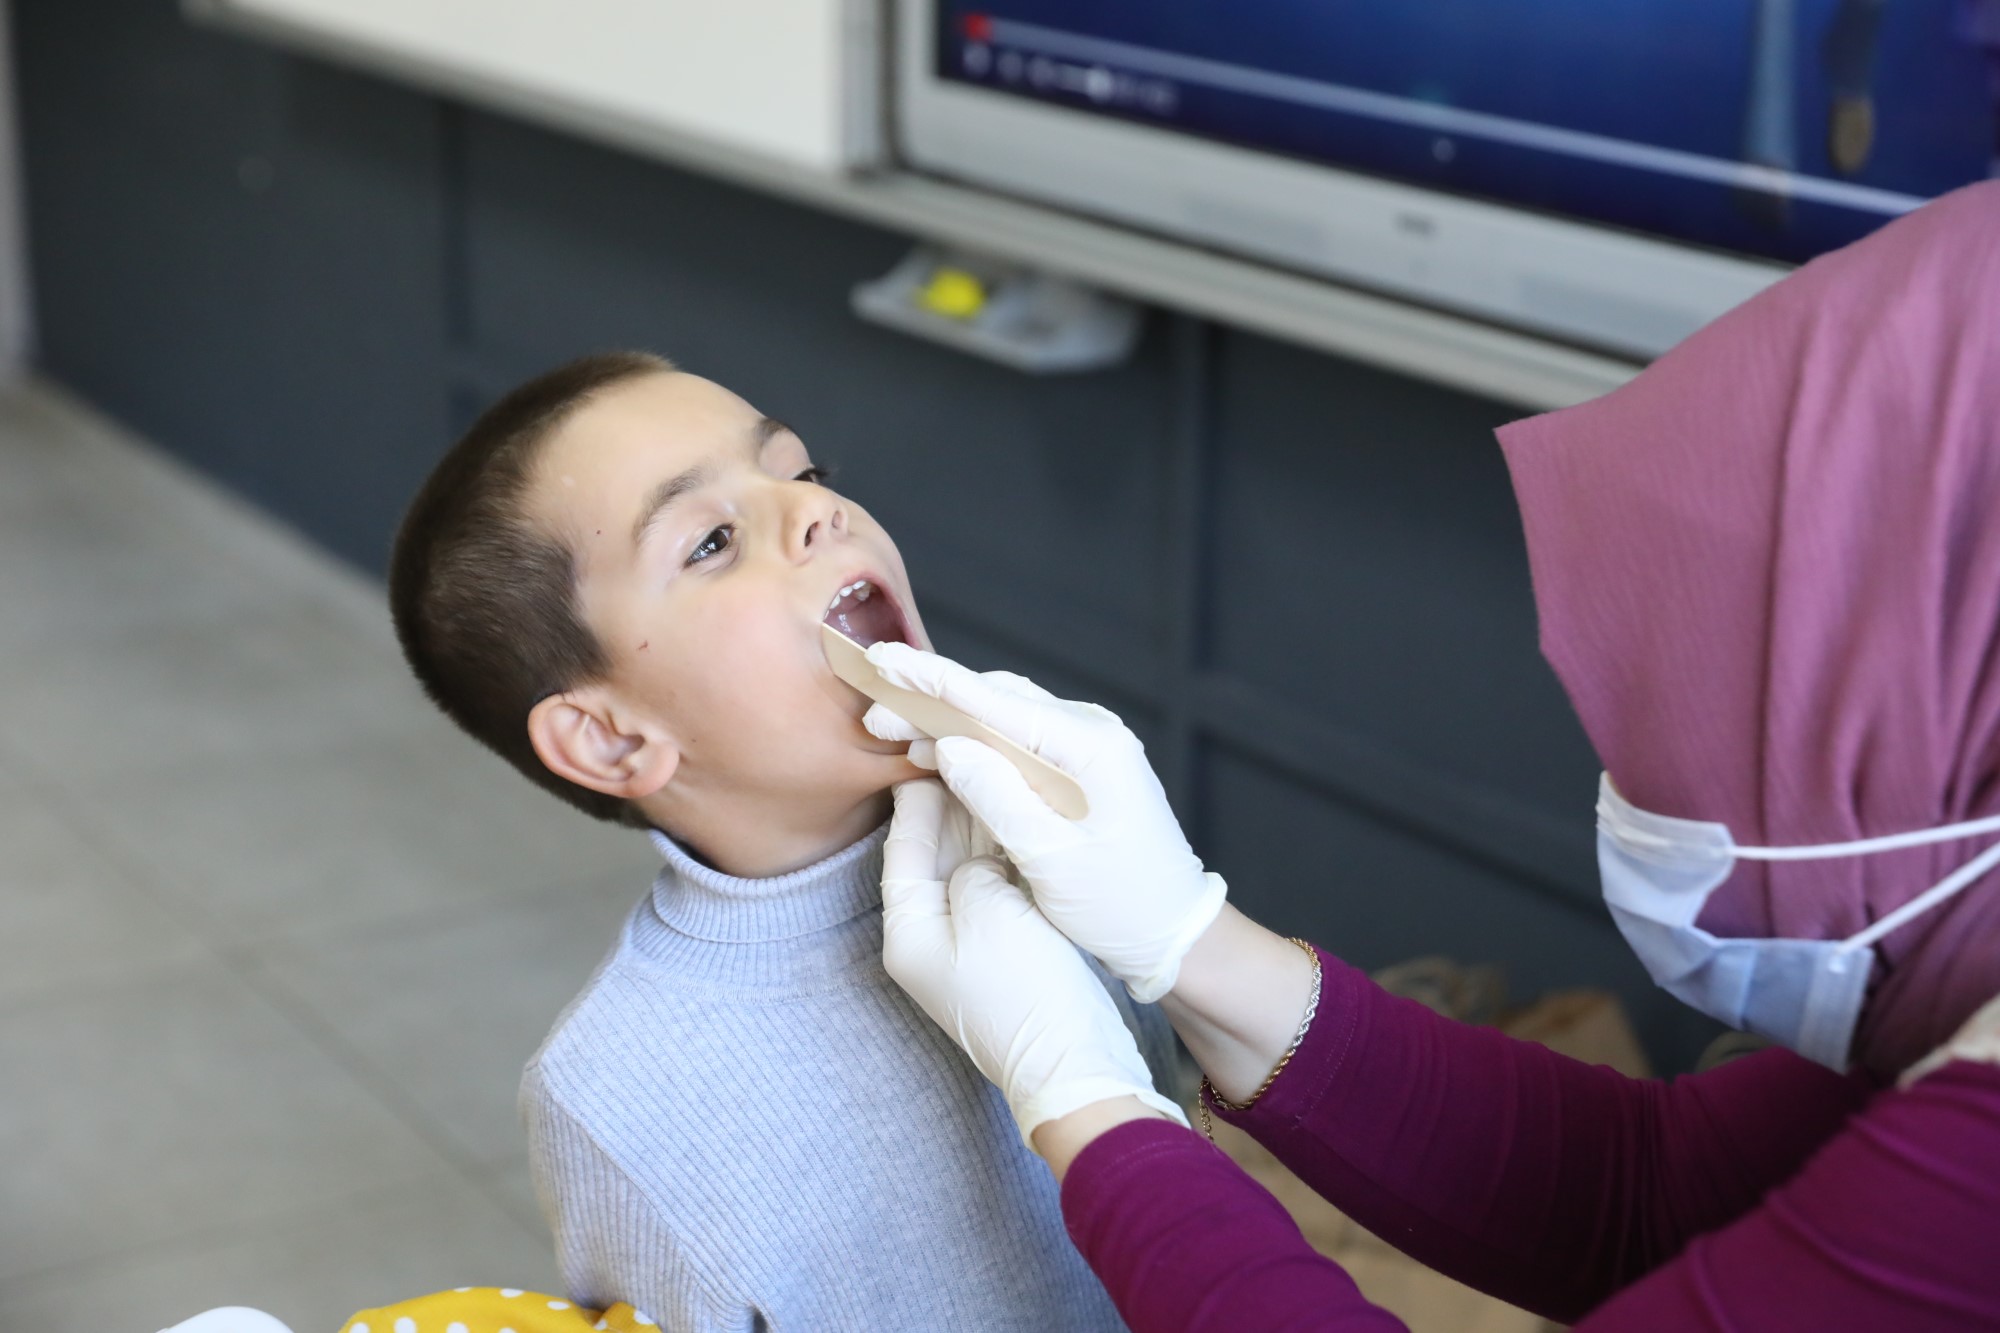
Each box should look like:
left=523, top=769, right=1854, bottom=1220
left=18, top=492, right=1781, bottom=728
left=1499, top=182, right=2000, bottom=1079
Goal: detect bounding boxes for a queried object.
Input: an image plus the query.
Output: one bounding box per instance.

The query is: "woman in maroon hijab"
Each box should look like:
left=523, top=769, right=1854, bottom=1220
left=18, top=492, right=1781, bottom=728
left=872, top=182, right=2000, bottom=1329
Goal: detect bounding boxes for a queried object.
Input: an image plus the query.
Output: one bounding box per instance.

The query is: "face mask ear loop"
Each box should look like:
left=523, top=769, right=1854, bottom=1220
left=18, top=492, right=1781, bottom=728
left=1822, top=836, right=2000, bottom=959
left=1732, top=809, right=2000, bottom=861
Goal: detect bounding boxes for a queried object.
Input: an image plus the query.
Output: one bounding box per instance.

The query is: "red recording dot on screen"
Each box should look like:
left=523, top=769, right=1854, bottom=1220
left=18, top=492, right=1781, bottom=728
left=961, top=13, right=994, bottom=42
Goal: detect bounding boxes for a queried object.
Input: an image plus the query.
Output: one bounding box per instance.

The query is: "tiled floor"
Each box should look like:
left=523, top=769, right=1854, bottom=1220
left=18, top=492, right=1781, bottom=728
left=0, top=381, right=663, bottom=1332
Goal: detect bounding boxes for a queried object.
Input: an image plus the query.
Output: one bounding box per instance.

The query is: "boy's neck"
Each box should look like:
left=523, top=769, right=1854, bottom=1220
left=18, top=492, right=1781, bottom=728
left=644, top=787, right=894, bottom=880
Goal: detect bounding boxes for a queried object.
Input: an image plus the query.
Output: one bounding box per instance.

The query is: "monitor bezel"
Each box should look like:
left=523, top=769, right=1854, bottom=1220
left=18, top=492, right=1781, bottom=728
left=895, top=4, right=1794, bottom=360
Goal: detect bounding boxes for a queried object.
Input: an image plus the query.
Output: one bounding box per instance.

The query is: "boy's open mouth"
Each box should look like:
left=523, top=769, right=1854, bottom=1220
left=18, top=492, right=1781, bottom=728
left=823, top=577, right=911, bottom=649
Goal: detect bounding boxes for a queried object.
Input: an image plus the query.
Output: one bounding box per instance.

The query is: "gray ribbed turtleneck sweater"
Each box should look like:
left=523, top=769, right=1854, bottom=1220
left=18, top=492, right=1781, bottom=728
left=522, top=823, right=1181, bottom=1331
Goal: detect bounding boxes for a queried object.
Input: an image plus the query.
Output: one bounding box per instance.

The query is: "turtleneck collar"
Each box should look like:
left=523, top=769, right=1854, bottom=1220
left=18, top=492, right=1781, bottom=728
left=645, top=823, right=889, bottom=944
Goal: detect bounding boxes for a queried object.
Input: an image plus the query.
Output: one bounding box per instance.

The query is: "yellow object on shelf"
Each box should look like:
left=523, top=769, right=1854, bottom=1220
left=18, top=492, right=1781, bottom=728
left=917, top=266, right=988, bottom=319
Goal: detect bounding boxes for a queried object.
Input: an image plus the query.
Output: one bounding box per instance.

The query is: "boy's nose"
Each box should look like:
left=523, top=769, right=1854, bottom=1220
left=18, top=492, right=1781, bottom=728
left=790, top=491, right=847, bottom=557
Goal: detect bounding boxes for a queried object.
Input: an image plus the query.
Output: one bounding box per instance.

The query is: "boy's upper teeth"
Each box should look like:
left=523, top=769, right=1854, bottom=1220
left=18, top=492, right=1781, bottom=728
left=828, top=580, right=873, bottom=612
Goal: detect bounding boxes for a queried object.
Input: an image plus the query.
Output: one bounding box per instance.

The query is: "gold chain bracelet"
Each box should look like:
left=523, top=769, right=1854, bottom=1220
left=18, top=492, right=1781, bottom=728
left=1197, top=937, right=1322, bottom=1143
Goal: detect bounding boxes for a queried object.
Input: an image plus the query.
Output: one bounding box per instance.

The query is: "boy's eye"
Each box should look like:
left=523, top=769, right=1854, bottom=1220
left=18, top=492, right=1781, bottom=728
left=794, top=465, right=831, bottom=485
left=687, top=525, right=734, bottom=565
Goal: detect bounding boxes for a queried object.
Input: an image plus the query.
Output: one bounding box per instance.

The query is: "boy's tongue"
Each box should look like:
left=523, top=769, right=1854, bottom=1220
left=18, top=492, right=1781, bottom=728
left=824, top=581, right=907, bottom=649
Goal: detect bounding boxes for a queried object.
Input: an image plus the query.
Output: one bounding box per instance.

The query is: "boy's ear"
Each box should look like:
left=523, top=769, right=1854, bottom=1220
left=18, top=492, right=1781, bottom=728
left=527, top=687, right=680, bottom=800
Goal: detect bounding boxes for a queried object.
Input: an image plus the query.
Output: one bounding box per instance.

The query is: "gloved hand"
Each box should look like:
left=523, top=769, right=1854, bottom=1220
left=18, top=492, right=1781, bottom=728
left=882, top=779, right=1188, bottom=1146
left=866, top=645, right=1227, bottom=1003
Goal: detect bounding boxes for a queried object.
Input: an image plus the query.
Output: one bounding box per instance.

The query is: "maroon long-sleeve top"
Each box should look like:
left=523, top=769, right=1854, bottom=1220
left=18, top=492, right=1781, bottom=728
left=1062, top=947, right=2000, bottom=1330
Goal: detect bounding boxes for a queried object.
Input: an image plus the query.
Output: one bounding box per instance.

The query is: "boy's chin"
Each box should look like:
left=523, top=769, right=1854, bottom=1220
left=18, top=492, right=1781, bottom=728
left=834, top=740, right=936, bottom=797
left=868, top=746, right=936, bottom=787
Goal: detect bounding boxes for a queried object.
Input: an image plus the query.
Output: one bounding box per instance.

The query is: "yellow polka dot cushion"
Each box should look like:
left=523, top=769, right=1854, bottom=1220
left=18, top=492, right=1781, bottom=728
left=340, top=1287, right=655, bottom=1333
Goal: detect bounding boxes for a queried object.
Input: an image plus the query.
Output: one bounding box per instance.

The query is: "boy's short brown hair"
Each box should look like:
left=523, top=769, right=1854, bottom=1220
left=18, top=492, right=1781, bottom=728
left=388, top=350, right=674, bottom=827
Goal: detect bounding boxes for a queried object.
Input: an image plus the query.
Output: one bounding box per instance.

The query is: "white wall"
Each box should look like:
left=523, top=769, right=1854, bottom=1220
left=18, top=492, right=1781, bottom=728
left=211, top=0, right=881, bottom=172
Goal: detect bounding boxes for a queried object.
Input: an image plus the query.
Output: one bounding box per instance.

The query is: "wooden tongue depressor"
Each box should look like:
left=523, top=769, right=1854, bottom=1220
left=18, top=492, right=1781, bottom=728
left=821, top=622, right=1090, bottom=820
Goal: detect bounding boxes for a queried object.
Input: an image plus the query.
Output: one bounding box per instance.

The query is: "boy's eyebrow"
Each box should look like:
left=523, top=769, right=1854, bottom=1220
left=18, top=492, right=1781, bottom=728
left=630, top=416, right=795, bottom=550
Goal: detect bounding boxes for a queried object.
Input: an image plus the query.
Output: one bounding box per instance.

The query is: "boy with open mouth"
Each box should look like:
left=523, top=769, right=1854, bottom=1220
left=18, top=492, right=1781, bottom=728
left=388, top=351, right=1176, bottom=1330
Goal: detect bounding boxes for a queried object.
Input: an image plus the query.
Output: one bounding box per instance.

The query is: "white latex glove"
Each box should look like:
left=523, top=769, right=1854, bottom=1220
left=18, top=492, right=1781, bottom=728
left=881, top=779, right=1188, bottom=1146
left=866, top=645, right=1227, bottom=1003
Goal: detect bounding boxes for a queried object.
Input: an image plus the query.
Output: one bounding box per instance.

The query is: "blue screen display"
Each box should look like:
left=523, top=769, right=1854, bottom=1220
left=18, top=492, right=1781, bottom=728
left=936, top=1, right=1999, bottom=264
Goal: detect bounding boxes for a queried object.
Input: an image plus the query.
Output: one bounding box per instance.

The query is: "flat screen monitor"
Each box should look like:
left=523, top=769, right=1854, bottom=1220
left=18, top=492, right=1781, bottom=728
left=898, top=1, right=1998, bottom=360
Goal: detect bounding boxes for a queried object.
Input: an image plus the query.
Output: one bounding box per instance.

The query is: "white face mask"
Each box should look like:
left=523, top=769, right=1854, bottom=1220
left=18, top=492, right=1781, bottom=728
left=1595, top=774, right=2000, bottom=1070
